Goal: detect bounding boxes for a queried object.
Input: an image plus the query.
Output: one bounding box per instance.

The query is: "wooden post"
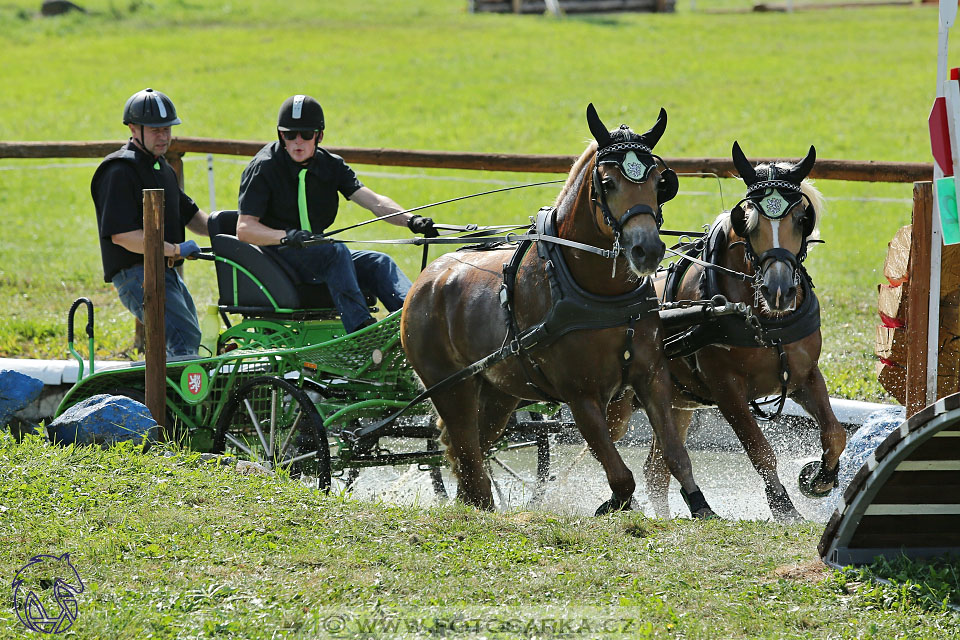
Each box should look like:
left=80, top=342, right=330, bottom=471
left=906, top=182, right=934, bottom=415
left=142, top=188, right=167, bottom=436
left=132, top=151, right=186, bottom=354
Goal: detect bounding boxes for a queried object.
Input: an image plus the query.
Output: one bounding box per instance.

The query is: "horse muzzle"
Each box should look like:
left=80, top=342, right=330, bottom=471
left=760, top=261, right=798, bottom=312
left=624, top=231, right=666, bottom=276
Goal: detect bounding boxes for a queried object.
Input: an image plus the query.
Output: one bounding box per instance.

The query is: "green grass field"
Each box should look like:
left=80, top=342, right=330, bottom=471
left=0, top=0, right=948, bottom=403
left=2, top=433, right=958, bottom=639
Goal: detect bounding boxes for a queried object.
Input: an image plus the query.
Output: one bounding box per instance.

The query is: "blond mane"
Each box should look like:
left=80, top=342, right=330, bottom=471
left=714, top=161, right=825, bottom=246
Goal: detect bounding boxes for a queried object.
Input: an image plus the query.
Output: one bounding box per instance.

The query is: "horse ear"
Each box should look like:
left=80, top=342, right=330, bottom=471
left=732, top=141, right=758, bottom=186
left=638, top=107, right=667, bottom=150
left=586, top=103, right=612, bottom=148
left=785, top=145, right=816, bottom=183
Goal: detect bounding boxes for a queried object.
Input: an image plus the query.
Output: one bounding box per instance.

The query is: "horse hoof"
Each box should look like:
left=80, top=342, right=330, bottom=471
left=595, top=497, right=633, bottom=516
left=692, top=507, right=718, bottom=520
left=798, top=461, right=836, bottom=498
left=765, top=485, right=802, bottom=523
left=774, top=507, right=804, bottom=524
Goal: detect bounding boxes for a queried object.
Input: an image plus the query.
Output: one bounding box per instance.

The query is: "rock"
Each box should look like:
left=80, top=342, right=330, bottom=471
left=41, top=1, right=86, bottom=16
left=0, top=370, right=44, bottom=428
left=49, top=394, right=158, bottom=447
left=235, top=460, right=273, bottom=475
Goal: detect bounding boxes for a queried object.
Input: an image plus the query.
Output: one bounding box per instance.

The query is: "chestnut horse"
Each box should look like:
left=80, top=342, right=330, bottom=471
left=401, top=104, right=715, bottom=517
left=646, top=142, right=846, bottom=522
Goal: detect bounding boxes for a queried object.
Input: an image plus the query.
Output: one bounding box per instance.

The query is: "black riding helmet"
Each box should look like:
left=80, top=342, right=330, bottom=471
left=277, top=95, right=324, bottom=131
left=122, top=88, right=181, bottom=127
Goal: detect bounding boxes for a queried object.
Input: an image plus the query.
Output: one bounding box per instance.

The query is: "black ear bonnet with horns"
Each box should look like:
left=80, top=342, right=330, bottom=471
left=586, top=103, right=678, bottom=236
left=729, top=141, right=817, bottom=267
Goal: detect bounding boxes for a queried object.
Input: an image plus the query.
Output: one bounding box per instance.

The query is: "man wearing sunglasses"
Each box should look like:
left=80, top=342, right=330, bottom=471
left=236, top=94, right=435, bottom=333
left=91, top=88, right=210, bottom=356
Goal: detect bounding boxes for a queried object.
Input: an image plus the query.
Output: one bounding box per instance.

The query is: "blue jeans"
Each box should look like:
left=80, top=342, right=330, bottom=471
left=112, top=265, right=202, bottom=357
left=267, top=243, right=412, bottom=332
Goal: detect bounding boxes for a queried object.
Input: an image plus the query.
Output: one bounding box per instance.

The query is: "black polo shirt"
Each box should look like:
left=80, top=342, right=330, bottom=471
left=237, top=141, right=363, bottom=233
left=91, top=140, right=200, bottom=282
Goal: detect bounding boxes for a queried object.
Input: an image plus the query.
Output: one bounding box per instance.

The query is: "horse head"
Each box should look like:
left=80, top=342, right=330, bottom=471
left=585, top=103, right=677, bottom=276
left=729, top=141, right=820, bottom=314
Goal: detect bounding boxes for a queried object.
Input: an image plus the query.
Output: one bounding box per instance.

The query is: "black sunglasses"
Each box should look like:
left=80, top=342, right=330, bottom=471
left=280, top=130, right=317, bottom=141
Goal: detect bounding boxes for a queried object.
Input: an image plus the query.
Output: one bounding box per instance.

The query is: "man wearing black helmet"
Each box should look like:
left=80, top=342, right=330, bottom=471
left=236, top=94, right=435, bottom=333
left=91, top=88, right=210, bottom=356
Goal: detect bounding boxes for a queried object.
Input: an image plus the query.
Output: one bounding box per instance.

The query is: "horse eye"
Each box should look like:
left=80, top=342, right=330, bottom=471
left=601, top=178, right=616, bottom=191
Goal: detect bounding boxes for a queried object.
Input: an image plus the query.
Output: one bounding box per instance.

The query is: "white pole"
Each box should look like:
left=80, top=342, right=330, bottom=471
left=207, top=153, right=216, bottom=212
left=928, top=0, right=957, bottom=405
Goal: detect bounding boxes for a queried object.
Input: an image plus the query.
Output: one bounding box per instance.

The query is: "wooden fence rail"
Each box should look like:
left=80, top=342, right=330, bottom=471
left=0, top=138, right=933, bottom=183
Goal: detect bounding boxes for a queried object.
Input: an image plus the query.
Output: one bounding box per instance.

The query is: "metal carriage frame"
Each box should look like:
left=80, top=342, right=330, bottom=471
left=56, top=211, right=560, bottom=500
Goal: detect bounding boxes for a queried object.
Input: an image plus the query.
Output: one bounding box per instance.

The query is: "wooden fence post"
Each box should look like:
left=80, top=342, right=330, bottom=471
left=131, top=150, right=187, bottom=354
left=906, top=181, right=933, bottom=415
left=142, top=188, right=167, bottom=437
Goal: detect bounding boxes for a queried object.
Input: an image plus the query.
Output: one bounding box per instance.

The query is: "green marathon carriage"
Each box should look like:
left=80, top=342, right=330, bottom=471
left=55, top=211, right=558, bottom=498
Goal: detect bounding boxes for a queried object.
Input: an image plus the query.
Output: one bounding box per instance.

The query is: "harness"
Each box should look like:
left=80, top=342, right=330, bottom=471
left=346, top=206, right=659, bottom=445
left=497, top=207, right=659, bottom=400
left=662, top=219, right=821, bottom=419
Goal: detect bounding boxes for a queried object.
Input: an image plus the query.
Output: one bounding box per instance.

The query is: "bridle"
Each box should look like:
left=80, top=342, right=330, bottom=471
left=589, top=141, right=679, bottom=245
left=730, top=165, right=817, bottom=278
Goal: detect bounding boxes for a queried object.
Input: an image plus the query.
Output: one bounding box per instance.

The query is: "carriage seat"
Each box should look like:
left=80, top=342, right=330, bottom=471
left=207, top=210, right=375, bottom=318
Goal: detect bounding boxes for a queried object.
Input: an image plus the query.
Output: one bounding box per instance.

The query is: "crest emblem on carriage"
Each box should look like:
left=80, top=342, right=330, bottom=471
left=12, top=553, right=85, bottom=634
left=179, top=364, right=210, bottom=404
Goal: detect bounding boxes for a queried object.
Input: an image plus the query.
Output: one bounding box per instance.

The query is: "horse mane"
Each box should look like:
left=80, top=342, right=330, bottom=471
left=554, top=140, right=598, bottom=208
left=554, top=125, right=648, bottom=209
left=714, top=161, right=825, bottom=245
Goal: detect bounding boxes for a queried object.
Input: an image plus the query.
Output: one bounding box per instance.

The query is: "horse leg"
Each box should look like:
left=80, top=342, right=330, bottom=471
left=791, top=366, right=846, bottom=496
left=712, top=387, right=803, bottom=523
left=567, top=396, right=636, bottom=515
left=634, top=368, right=715, bottom=519
left=431, top=381, right=496, bottom=510
left=643, top=408, right=694, bottom=519
left=433, top=378, right=519, bottom=510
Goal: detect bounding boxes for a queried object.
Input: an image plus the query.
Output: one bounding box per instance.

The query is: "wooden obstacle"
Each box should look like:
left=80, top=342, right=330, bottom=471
left=819, top=392, right=960, bottom=566
left=469, top=0, right=674, bottom=14
left=876, top=183, right=960, bottom=414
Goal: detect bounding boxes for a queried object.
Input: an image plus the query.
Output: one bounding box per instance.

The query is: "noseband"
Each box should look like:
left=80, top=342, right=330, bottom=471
left=590, top=141, right=676, bottom=238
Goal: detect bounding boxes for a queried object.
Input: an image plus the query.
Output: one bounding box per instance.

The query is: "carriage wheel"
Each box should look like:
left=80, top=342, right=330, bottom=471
left=213, top=376, right=331, bottom=490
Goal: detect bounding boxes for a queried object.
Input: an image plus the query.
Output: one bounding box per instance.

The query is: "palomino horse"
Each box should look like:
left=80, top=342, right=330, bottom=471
left=646, top=142, right=846, bottom=522
left=401, top=104, right=716, bottom=517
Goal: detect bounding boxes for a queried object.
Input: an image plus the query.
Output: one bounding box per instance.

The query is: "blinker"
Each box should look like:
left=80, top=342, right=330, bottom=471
left=751, top=188, right=802, bottom=220
left=599, top=150, right=657, bottom=183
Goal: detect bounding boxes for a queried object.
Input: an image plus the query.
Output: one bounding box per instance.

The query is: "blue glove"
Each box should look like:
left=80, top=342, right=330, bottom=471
left=179, top=240, right=201, bottom=259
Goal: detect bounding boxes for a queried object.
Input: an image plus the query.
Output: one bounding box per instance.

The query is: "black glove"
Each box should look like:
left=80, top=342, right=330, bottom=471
left=282, top=228, right=313, bottom=249
left=407, top=215, right=438, bottom=238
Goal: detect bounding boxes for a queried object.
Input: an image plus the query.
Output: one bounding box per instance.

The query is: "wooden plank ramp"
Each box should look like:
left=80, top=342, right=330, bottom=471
left=820, top=392, right=960, bottom=566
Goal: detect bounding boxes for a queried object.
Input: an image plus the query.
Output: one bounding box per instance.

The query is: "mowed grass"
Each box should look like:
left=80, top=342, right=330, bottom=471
left=0, top=1, right=947, bottom=401
left=2, top=431, right=958, bottom=639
